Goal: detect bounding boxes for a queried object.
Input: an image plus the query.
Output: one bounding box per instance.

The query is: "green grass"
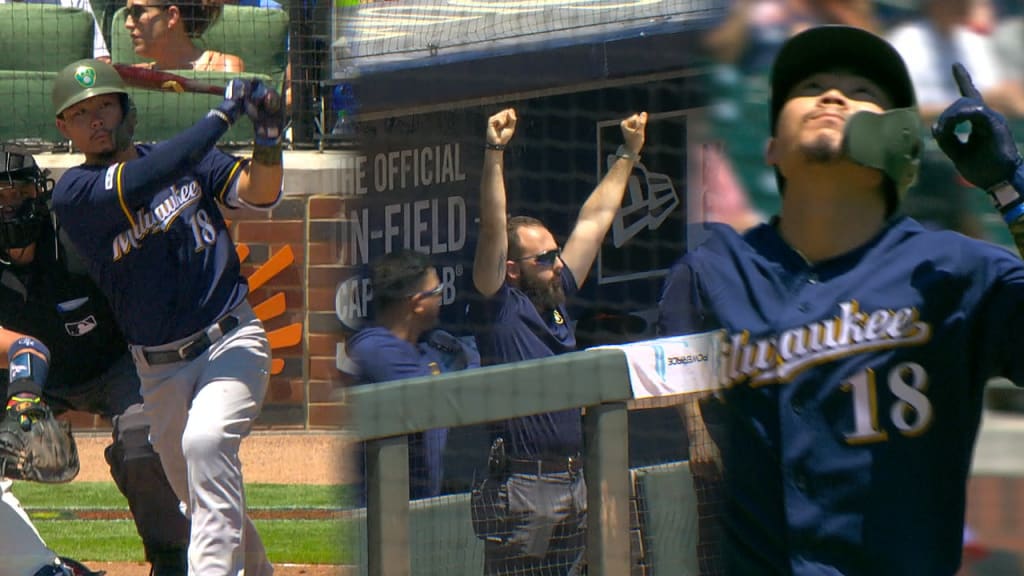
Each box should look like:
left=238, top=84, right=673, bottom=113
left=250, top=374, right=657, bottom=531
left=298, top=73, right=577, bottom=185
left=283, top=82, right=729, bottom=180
left=14, top=482, right=347, bottom=509
left=11, top=482, right=352, bottom=565
left=34, top=519, right=351, bottom=564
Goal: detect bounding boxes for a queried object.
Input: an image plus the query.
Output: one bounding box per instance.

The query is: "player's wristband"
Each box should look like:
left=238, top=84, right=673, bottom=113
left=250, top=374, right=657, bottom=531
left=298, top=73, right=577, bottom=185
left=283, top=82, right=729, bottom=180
left=252, top=143, right=283, bottom=166
left=485, top=142, right=506, bottom=151
left=615, top=144, right=640, bottom=163
left=8, top=337, right=50, bottom=390
left=988, top=164, right=1024, bottom=223
left=1002, top=201, right=1024, bottom=224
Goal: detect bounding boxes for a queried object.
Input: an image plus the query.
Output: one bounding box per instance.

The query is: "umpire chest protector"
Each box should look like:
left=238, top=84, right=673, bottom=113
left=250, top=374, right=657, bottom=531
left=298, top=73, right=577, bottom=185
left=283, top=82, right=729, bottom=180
left=0, top=227, right=126, bottom=390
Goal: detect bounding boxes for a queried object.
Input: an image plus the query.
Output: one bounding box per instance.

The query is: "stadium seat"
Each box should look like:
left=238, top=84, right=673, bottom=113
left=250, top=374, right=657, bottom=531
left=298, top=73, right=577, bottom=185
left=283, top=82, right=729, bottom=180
left=0, top=5, right=95, bottom=142
left=0, top=5, right=95, bottom=72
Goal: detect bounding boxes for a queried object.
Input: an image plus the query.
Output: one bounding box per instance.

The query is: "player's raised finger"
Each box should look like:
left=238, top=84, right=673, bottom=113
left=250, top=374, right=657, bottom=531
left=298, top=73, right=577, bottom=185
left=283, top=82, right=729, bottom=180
left=952, top=63, right=983, bottom=100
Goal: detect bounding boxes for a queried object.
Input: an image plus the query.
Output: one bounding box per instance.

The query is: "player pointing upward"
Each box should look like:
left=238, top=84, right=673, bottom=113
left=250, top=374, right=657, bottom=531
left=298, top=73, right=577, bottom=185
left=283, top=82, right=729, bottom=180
left=658, top=25, right=1024, bottom=575
left=49, top=59, right=283, bottom=575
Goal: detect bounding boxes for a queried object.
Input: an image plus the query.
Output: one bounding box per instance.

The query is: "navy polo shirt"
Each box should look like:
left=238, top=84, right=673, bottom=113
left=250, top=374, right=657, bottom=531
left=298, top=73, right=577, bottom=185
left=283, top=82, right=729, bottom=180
left=470, top=266, right=580, bottom=459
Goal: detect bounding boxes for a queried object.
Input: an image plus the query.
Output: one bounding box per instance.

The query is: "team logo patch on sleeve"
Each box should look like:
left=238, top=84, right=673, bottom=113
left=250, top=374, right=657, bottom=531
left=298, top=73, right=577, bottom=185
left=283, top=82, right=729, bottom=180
left=104, top=165, right=116, bottom=190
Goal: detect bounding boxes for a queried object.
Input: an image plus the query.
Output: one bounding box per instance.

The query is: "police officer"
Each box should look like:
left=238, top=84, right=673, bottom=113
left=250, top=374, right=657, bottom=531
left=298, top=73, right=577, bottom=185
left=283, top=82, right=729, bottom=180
left=0, top=144, right=188, bottom=575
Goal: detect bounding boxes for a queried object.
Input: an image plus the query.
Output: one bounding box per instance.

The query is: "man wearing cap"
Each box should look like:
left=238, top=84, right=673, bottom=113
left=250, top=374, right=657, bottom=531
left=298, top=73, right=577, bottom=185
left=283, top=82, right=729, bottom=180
left=657, top=25, right=1024, bottom=574
left=48, top=58, right=283, bottom=575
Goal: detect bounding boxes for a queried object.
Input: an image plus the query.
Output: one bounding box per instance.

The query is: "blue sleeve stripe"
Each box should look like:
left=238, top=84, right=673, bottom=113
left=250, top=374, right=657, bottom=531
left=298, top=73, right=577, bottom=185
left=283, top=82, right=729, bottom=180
left=218, top=159, right=246, bottom=204
left=115, top=163, right=136, bottom=228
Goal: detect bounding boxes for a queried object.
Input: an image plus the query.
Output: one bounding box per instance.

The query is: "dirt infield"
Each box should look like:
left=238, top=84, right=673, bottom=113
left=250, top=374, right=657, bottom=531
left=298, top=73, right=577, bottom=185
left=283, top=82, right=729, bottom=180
left=74, top=431, right=352, bottom=484
left=71, top=432, right=354, bottom=576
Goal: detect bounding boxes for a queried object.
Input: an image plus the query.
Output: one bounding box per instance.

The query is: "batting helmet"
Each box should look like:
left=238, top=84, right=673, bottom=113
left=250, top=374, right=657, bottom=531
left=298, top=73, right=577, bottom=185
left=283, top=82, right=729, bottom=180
left=0, top=145, right=52, bottom=251
left=52, top=59, right=129, bottom=118
left=770, top=26, right=922, bottom=205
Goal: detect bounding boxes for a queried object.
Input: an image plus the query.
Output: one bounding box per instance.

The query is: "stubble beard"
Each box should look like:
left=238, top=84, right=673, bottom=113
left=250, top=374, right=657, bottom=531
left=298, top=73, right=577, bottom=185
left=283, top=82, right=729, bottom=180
left=802, top=131, right=844, bottom=164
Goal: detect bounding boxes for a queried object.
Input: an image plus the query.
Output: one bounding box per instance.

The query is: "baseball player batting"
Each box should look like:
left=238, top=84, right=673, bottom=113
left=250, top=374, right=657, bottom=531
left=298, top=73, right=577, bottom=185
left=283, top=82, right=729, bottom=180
left=658, top=25, right=1024, bottom=575
left=48, top=59, right=283, bottom=575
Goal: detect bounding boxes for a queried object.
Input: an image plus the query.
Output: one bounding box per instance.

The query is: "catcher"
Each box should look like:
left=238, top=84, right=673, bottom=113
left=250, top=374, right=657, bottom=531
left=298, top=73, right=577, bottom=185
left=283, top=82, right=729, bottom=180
left=0, top=145, right=188, bottom=575
left=1, top=330, right=98, bottom=576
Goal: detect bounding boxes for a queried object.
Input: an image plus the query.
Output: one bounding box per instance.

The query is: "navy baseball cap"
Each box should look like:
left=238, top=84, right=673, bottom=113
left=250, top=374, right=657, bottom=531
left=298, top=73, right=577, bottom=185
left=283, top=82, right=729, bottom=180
left=770, top=26, right=917, bottom=133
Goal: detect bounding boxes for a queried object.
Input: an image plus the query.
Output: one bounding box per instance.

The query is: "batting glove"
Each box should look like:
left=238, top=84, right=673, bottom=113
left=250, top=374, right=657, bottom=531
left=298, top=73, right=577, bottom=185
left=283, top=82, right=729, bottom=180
left=244, top=80, right=284, bottom=147
left=932, top=63, right=1023, bottom=193
left=211, top=78, right=251, bottom=125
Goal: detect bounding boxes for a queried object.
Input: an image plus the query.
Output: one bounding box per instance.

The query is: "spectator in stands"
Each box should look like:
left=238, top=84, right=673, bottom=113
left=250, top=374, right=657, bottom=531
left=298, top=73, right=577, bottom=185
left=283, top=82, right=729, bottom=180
left=468, top=107, right=646, bottom=575
left=994, top=3, right=1024, bottom=85
left=124, top=0, right=244, bottom=72
left=886, top=0, right=1024, bottom=119
left=343, top=249, right=479, bottom=503
left=0, top=0, right=110, bottom=62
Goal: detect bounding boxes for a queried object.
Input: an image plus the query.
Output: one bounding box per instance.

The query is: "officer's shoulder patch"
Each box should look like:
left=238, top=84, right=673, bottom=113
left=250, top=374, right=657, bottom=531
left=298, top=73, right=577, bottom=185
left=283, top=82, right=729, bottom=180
left=104, top=165, right=117, bottom=190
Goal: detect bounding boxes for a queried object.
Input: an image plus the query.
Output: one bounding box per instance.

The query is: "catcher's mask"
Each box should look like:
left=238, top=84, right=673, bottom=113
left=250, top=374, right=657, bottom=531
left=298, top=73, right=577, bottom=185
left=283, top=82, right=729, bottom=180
left=770, top=25, right=922, bottom=212
left=0, top=145, right=53, bottom=252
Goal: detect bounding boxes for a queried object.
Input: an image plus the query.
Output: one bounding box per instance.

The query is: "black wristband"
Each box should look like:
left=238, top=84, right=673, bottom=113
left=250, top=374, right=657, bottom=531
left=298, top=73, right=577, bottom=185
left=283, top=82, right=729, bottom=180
left=7, top=378, right=42, bottom=399
left=253, top=144, right=283, bottom=166
left=485, top=142, right=506, bottom=151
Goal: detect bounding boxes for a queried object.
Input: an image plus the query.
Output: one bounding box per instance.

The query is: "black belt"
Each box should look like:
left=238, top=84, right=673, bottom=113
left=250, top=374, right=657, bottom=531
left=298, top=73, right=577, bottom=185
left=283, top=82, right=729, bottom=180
left=142, top=315, right=240, bottom=365
left=507, top=455, right=582, bottom=476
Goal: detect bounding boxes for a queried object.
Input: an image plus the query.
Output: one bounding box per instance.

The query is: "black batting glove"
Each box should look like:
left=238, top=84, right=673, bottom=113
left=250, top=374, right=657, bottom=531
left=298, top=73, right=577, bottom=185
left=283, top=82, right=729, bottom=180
left=932, top=63, right=1023, bottom=191
left=211, top=79, right=251, bottom=126
left=244, top=80, right=284, bottom=147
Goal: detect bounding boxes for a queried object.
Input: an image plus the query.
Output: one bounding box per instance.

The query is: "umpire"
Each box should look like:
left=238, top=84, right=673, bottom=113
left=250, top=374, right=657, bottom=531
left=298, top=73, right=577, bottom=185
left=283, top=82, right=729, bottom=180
left=0, top=145, right=188, bottom=575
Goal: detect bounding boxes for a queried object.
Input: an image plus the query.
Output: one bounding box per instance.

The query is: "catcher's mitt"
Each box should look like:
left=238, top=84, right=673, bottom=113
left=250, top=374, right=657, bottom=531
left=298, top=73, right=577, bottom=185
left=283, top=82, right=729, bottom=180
left=0, top=395, right=80, bottom=483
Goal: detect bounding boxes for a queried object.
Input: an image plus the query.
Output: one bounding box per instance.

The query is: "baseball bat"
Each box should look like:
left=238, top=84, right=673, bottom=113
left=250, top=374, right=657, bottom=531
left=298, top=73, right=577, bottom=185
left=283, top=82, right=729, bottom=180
left=113, top=64, right=224, bottom=96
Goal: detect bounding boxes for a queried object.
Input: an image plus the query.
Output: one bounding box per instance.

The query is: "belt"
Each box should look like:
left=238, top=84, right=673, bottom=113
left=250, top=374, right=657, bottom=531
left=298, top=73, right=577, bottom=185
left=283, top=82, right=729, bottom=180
left=508, top=455, right=582, bottom=476
left=142, top=315, right=240, bottom=365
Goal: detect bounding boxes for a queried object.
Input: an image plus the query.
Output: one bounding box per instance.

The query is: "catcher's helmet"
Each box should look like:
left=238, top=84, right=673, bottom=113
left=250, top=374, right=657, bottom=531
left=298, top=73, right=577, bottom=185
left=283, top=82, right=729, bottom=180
left=0, top=145, right=51, bottom=251
left=51, top=59, right=129, bottom=118
left=769, top=25, right=922, bottom=204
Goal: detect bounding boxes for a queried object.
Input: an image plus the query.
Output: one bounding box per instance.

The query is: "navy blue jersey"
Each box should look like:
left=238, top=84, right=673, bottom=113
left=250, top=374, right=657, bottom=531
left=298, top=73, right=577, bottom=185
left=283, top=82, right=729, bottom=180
left=469, top=266, right=580, bottom=459
left=0, top=229, right=126, bottom=391
left=658, top=218, right=1024, bottom=575
left=347, top=326, right=479, bottom=500
left=51, top=144, right=248, bottom=346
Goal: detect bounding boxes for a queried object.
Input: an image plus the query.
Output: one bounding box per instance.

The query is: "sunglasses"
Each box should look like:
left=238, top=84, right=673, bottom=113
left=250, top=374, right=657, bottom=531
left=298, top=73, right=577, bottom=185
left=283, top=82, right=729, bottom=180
left=512, top=248, right=562, bottom=267
left=411, top=284, right=444, bottom=299
left=126, top=4, right=164, bottom=22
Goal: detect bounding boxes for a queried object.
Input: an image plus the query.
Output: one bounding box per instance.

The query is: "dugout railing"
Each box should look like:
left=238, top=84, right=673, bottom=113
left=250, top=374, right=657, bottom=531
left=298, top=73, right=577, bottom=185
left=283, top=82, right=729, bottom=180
left=349, top=347, right=663, bottom=576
